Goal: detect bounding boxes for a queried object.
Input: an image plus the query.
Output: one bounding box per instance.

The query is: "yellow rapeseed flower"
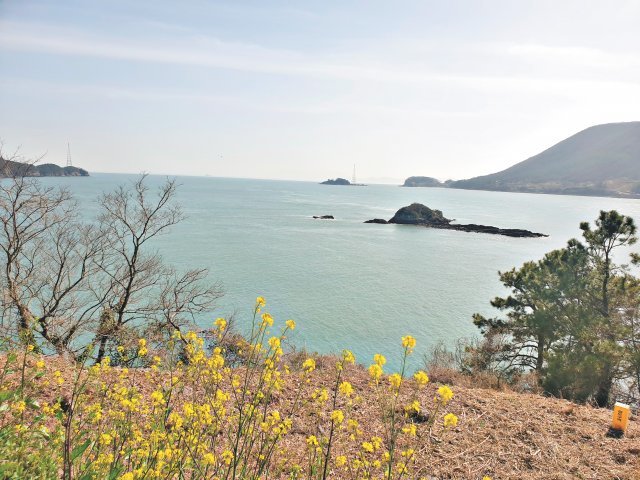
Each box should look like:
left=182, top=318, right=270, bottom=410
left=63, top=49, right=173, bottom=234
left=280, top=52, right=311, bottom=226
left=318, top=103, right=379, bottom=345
left=405, top=400, right=420, bottom=413
left=331, top=409, right=344, bottom=425
left=261, top=313, right=274, bottom=327
left=444, top=412, right=458, bottom=428
left=214, top=317, right=227, bottom=331
left=222, top=450, right=233, bottom=465
left=338, top=381, right=354, bottom=397
left=388, top=373, right=402, bottom=390
left=256, top=296, right=266, bottom=307
left=342, top=350, right=356, bottom=364
left=268, top=336, right=281, bottom=351
left=414, top=370, right=429, bottom=385
left=151, top=390, right=164, bottom=405
left=437, top=385, right=454, bottom=404
left=302, top=358, right=316, bottom=373
left=336, top=455, right=347, bottom=467
left=313, top=387, right=328, bottom=403
left=285, top=319, right=296, bottom=330
left=401, top=335, right=416, bottom=350
left=368, top=363, right=383, bottom=381
left=35, top=359, right=45, bottom=369
left=361, top=441, right=374, bottom=453
left=402, top=424, right=417, bottom=436
left=137, top=338, right=148, bottom=356
left=373, top=353, right=386, bottom=366
left=306, top=435, right=319, bottom=447
left=183, top=402, right=195, bottom=417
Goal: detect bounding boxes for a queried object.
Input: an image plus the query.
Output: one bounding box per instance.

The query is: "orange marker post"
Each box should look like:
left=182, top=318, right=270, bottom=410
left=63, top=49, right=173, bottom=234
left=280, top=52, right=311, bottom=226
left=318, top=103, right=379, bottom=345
left=611, top=402, right=630, bottom=432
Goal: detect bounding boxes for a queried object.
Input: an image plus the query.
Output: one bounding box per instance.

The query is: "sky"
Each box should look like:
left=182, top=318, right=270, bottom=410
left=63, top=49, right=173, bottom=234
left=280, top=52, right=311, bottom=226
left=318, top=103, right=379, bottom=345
left=0, top=0, right=639, bottom=183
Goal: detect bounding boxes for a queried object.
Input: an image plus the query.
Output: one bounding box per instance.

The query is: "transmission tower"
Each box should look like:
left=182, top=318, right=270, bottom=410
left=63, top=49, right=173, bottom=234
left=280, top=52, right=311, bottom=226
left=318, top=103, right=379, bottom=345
left=66, top=142, right=72, bottom=167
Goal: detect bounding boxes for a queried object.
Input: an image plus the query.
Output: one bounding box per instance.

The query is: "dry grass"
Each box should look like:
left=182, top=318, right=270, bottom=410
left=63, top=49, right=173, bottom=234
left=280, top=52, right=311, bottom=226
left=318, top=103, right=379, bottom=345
left=293, top=366, right=640, bottom=480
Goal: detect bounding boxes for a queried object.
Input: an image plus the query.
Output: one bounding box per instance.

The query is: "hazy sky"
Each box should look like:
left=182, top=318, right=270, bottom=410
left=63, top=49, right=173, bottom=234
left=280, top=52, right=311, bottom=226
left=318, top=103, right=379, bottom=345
left=1, top=1, right=639, bottom=183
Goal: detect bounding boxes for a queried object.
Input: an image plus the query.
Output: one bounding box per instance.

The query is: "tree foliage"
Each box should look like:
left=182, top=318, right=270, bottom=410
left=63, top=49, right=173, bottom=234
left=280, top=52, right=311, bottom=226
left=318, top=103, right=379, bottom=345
left=474, top=210, right=639, bottom=406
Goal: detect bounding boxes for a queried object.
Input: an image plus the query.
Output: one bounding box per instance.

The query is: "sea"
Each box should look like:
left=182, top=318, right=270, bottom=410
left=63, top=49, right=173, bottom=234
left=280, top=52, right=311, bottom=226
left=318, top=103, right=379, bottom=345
left=37, top=173, right=640, bottom=371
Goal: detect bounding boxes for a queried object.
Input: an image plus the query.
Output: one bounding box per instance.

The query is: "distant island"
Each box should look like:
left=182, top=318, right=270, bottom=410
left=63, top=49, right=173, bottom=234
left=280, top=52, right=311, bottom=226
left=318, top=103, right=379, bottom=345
left=320, top=177, right=367, bottom=186
left=402, top=176, right=447, bottom=188
left=402, top=121, right=640, bottom=198
left=0, top=157, right=89, bottom=177
left=365, top=203, right=547, bottom=238
left=321, top=177, right=351, bottom=185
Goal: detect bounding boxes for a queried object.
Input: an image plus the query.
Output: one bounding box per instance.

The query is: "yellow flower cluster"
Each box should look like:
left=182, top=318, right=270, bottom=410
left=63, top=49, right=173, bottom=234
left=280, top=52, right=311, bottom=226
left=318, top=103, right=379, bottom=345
left=437, top=384, right=454, bottom=404
left=0, top=296, right=460, bottom=480
left=401, top=335, right=416, bottom=351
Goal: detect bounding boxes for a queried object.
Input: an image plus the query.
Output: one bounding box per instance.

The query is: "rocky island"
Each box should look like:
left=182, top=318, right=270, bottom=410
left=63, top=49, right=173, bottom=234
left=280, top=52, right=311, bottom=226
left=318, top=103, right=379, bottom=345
left=365, top=203, right=547, bottom=238
left=320, top=177, right=351, bottom=185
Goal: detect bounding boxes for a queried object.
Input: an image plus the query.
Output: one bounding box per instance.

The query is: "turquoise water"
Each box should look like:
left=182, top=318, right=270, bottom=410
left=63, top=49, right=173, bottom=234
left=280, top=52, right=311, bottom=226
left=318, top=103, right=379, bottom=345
left=38, top=174, right=640, bottom=370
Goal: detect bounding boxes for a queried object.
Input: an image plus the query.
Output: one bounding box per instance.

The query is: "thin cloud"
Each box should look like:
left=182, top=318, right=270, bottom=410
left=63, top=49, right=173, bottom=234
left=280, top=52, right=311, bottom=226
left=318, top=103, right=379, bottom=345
left=0, top=76, right=483, bottom=119
left=1, top=20, right=639, bottom=96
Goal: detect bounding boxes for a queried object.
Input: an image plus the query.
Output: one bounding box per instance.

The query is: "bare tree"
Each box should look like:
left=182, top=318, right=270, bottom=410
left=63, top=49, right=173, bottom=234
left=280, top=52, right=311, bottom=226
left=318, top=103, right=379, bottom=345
left=0, top=148, right=222, bottom=360
left=0, top=164, right=102, bottom=354
left=92, top=175, right=222, bottom=362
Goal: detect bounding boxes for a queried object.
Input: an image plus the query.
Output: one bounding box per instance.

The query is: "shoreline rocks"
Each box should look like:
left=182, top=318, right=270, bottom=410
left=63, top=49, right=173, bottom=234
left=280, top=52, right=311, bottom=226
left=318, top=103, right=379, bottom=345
left=364, top=218, right=388, bottom=224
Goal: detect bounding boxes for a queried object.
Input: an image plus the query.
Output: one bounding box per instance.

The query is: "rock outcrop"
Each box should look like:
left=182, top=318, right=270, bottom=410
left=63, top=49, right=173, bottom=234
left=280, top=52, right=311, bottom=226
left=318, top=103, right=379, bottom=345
left=364, top=218, right=388, bottom=224
left=366, top=203, right=547, bottom=238
left=388, top=203, right=452, bottom=226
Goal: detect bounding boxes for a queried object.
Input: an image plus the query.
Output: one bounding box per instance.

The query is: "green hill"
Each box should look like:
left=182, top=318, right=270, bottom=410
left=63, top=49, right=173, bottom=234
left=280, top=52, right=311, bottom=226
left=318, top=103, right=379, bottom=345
left=451, top=122, right=640, bottom=197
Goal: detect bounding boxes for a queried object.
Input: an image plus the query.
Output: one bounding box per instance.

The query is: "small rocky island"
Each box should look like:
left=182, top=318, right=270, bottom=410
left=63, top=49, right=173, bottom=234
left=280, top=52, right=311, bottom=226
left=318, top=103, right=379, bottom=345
left=365, top=203, right=547, bottom=238
left=321, top=177, right=351, bottom=185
